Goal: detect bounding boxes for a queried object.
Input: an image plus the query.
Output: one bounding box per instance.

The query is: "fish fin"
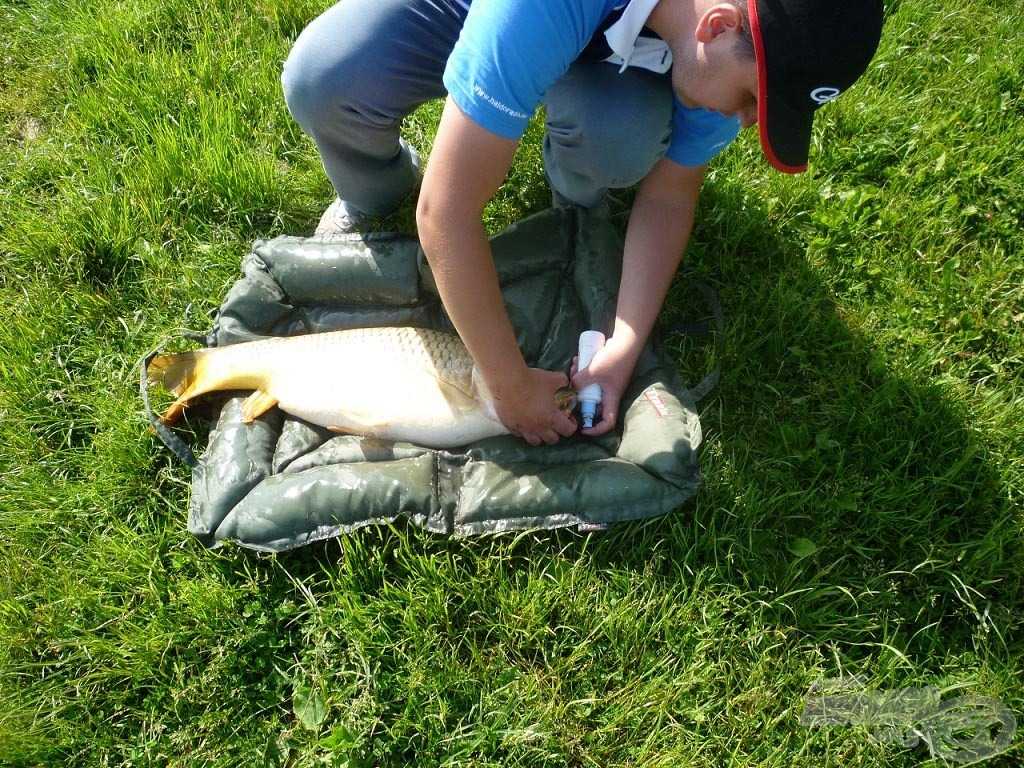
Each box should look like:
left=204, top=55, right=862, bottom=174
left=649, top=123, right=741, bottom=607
left=326, top=423, right=385, bottom=435
left=326, top=425, right=357, bottom=435
left=150, top=346, right=263, bottom=424
left=326, top=417, right=389, bottom=435
left=149, top=350, right=205, bottom=424
left=470, top=367, right=501, bottom=423
left=426, top=371, right=481, bottom=416
left=156, top=400, right=187, bottom=426
left=240, top=390, right=279, bottom=422
left=148, top=350, right=203, bottom=397
left=322, top=405, right=391, bottom=434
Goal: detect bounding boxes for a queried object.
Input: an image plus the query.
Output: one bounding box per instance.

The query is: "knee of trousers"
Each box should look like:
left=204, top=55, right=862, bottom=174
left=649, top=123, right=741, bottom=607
left=281, top=44, right=394, bottom=138
left=545, top=119, right=671, bottom=189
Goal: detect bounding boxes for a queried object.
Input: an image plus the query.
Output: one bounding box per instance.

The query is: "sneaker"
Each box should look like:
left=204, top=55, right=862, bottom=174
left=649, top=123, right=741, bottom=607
left=315, top=198, right=372, bottom=235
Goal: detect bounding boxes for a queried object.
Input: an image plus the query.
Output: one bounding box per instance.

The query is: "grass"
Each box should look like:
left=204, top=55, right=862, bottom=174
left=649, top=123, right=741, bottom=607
left=1, top=0, right=1022, bottom=765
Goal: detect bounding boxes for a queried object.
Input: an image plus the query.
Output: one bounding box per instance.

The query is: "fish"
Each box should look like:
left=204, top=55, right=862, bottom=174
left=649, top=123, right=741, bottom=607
left=147, top=326, right=576, bottom=448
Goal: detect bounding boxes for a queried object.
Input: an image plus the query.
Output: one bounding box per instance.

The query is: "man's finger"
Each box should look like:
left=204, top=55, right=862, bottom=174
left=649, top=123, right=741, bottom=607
left=582, top=409, right=617, bottom=436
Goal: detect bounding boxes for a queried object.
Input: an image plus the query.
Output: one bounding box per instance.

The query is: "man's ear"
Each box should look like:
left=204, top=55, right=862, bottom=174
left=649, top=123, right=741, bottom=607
left=695, top=3, right=745, bottom=43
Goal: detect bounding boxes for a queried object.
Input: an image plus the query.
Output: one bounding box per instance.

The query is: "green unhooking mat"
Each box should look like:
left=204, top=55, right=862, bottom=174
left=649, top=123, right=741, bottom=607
left=144, top=207, right=716, bottom=552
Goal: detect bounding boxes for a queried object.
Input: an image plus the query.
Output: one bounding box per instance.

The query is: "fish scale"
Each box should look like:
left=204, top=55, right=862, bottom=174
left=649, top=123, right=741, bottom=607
left=148, top=326, right=510, bottom=447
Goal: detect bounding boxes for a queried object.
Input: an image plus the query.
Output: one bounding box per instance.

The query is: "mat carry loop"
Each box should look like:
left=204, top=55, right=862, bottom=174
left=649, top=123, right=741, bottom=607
left=661, top=276, right=725, bottom=404
left=139, top=331, right=208, bottom=468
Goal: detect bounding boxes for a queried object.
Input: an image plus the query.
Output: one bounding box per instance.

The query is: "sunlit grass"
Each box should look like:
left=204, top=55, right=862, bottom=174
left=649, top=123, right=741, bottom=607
left=1, top=0, right=1021, bottom=765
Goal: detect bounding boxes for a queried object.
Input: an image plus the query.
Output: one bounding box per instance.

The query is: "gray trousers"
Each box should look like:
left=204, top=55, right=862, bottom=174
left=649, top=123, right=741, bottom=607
left=281, top=0, right=674, bottom=215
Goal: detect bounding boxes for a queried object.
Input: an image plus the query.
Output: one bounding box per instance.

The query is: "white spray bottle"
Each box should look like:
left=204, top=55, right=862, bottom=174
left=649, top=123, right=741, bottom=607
left=577, top=330, right=606, bottom=429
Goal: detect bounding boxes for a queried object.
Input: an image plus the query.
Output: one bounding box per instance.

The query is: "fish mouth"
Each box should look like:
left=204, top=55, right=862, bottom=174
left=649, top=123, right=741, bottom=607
left=555, top=387, right=578, bottom=415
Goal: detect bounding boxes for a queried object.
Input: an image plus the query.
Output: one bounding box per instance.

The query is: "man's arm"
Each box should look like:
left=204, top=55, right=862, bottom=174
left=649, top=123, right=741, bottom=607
left=572, top=157, right=706, bottom=435
left=417, top=96, right=577, bottom=446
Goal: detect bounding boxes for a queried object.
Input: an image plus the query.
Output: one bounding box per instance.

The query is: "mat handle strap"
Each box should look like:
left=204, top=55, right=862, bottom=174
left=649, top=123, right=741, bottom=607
left=664, top=278, right=725, bottom=403
left=138, top=333, right=207, bottom=468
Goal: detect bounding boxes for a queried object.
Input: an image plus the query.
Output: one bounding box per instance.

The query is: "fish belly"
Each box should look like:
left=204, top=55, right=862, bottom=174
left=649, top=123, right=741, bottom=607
left=254, top=328, right=508, bottom=447
left=271, top=372, right=507, bottom=446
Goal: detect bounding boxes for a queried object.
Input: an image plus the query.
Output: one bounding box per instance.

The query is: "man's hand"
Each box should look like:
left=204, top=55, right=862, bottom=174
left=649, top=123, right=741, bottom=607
left=570, top=334, right=635, bottom=436
left=568, top=159, right=706, bottom=436
left=488, top=367, right=578, bottom=446
left=419, top=98, right=575, bottom=446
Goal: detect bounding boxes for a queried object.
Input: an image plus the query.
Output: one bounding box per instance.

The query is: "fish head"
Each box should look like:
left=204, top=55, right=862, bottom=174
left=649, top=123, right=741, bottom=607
left=555, top=387, right=578, bottom=415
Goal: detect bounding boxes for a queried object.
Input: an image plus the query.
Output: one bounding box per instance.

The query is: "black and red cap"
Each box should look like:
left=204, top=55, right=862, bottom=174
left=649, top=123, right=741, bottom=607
left=748, top=0, right=884, bottom=173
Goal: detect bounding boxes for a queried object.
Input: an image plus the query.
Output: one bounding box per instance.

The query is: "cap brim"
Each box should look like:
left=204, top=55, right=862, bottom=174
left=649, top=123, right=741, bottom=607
left=749, top=0, right=812, bottom=174
left=758, top=84, right=813, bottom=174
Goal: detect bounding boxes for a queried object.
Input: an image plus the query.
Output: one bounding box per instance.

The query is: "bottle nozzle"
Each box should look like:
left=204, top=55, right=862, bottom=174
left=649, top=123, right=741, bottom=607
left=580, top=399, right=598, bottom=429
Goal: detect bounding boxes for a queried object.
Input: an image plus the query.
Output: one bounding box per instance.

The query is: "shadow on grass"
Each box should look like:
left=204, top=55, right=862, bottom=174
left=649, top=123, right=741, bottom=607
left=181, top=178, right=1021, bottom=766
left=265, top=178, right=1019, bottom=659
left=656, top=180, right=1019, bottom=659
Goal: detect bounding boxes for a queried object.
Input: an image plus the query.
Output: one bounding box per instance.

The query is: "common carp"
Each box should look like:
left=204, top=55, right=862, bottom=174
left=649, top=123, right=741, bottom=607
left=147, top=326, right=575, bottom=448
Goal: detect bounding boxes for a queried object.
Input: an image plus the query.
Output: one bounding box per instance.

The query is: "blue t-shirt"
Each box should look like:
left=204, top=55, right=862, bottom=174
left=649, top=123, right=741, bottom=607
left=443, top=0, right=739, bottom=167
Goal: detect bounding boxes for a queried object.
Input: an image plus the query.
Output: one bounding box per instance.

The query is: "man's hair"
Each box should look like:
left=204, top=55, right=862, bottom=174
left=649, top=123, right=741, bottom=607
left=730, top=1, right=756, bottom=61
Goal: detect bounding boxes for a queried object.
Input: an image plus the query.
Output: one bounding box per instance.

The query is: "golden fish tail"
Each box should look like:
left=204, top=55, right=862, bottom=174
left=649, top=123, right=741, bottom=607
left=147, top=346, right=265, bottom=425
left=147, top=349, right=212, bottom=424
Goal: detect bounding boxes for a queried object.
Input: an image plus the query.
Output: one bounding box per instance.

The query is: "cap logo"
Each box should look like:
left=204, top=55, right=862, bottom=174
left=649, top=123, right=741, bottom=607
left=810, top=86, right=842, bottom=105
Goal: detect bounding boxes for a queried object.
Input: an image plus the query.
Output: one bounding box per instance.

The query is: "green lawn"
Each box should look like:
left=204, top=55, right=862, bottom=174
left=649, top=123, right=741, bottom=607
left=1, top=0, right=1021, bottom=765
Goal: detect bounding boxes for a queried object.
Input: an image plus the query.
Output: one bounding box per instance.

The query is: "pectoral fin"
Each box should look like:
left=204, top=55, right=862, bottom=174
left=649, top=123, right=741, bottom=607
left=240, top=390, right=279, bottom=422
left=327, top=422, right=390, bottom=435
left=432, top=374, right=482, bottom=416
left=470, top=366, right=501, bottom=423
left=326, top=409, right=388, bottom=435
